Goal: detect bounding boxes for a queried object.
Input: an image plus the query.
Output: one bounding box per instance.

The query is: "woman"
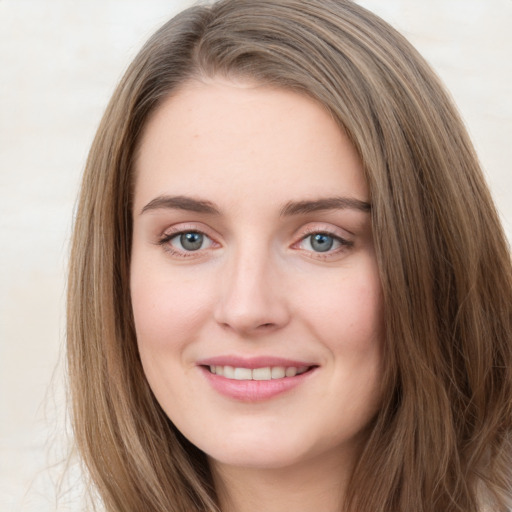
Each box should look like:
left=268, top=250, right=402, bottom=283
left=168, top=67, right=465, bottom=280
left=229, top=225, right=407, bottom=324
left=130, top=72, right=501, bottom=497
left=67, top=0, right=512, bottom=510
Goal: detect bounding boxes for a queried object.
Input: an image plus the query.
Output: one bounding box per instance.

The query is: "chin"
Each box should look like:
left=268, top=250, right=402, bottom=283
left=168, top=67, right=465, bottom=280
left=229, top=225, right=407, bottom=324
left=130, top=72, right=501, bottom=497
left=197, top=426, right=350, bottom=473
left=211, top=445, right=305, bottom=470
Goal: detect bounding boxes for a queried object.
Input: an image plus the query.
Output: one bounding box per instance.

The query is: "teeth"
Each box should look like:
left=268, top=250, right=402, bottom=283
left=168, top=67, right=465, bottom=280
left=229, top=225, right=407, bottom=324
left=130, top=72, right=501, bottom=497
left=271, top=366, right=285, bottom=379
left=208, top=365, right=311, bottom=381
left=253, top=367, right=272, bottom=380
left=234, top=367, right=252, bottom=380
left=285, top=367, right=297, bottom=377
left=223, top=366, right=235, bottom=379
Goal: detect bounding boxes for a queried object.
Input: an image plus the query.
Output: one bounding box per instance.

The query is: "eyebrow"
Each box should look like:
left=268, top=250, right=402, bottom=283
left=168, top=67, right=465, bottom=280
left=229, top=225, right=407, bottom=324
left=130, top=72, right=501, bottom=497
left=280, top=197, right=371, bottom=216
left=140, top=195, right=221, bottom=215
left=139, top=194, right=371, bottom=216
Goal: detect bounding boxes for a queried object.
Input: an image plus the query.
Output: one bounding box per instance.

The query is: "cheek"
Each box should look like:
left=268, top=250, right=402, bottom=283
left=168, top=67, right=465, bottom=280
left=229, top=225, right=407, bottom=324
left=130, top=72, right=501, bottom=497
left=130, top=269, right=215, bottom=414
left=298, top=261, right=383, bottom=351
left=130, top=265, right=214, bottom=354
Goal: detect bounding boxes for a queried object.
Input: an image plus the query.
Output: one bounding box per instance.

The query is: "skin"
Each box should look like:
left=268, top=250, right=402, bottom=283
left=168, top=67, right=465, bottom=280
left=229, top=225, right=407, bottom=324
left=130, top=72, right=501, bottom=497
left=130, top=77, right=384, bottom=512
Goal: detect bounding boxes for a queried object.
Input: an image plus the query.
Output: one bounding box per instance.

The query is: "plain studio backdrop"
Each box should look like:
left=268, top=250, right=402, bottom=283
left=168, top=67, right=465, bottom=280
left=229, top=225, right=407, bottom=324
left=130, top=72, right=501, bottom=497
left=0, top=1, right=510, bottom=510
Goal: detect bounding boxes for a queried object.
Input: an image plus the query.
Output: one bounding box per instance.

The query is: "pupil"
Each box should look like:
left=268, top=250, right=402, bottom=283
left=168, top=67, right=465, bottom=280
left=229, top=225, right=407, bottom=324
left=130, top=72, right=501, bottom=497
left=180, top=232, right=203, bottom=251
left=311, top=233, right=333, bottom=252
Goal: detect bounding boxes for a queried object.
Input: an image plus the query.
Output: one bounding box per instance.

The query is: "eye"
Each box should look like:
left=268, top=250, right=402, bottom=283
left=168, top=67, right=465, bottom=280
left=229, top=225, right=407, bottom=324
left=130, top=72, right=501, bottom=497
left=297, top=231, right=352, bottom=254
left=159, top=230, right=215, bottom=255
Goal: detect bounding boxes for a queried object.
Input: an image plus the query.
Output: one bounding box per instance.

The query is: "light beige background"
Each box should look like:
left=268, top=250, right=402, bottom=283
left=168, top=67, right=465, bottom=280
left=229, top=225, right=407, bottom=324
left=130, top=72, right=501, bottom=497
left=1, top=1, right=510, bottom=510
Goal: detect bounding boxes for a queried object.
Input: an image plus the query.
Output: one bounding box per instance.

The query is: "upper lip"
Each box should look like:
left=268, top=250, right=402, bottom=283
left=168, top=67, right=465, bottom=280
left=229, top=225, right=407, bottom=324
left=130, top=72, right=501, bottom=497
left=196, top=356, right=317, bottom=369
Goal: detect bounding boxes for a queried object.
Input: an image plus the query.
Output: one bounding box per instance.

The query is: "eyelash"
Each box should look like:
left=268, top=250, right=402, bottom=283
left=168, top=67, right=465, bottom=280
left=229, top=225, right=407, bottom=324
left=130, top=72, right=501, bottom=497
left=157, top=226, right=353, bottom=259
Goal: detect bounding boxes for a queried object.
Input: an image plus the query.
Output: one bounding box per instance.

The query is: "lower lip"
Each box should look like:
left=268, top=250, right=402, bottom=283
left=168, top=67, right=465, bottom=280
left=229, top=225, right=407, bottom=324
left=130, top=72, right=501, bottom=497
left=200, top=367, right=315, bottom=402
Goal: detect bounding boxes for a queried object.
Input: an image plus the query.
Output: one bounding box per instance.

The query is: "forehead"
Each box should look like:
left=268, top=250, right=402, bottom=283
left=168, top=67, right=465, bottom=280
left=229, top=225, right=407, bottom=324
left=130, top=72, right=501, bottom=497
left=133, top=78, right=368, bottom=212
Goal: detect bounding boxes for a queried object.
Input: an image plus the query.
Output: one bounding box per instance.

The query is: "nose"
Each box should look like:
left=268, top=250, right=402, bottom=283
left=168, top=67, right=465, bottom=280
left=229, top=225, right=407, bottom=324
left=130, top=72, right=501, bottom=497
left=213, top=247, right=291, bottom=336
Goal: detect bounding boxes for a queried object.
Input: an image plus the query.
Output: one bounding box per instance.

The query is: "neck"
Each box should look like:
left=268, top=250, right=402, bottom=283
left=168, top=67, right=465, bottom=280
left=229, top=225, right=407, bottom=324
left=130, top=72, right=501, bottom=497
left=210, top=448, right=355, bottom=512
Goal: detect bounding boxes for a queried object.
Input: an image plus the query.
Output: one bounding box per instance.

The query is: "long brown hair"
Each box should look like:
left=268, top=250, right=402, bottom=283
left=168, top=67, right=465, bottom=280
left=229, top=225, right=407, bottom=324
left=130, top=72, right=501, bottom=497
left=67, top=0, right=512, bottom=510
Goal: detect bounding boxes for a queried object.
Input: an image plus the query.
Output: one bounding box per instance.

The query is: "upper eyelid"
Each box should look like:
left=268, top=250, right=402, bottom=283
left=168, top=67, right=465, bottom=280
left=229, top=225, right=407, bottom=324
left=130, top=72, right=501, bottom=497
left=295, top=222, right=353, bottom=240
left=159, top=222, right=216, bottom=238
left=161, top=230, right=211, bottom=242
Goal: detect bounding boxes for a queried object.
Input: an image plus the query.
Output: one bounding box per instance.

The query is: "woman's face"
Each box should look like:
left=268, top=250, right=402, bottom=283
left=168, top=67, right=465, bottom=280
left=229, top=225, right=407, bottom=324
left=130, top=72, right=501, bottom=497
left=131, top=78, right=383, bottom=472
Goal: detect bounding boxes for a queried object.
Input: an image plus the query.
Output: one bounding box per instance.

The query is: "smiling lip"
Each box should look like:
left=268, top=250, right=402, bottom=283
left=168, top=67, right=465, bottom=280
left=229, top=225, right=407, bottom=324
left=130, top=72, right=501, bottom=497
left=197, top=356, right=317, bottom=402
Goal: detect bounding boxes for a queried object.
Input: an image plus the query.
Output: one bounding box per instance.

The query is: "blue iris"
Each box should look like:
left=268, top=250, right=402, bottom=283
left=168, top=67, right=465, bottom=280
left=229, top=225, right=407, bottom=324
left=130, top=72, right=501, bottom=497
left=180, top=232, right=204, bottom=251
left=310, top=233, right=334, bottom=252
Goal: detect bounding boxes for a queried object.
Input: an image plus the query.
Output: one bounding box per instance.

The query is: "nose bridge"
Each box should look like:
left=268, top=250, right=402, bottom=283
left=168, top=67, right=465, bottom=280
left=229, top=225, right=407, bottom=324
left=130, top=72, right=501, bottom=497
left=214, top=237, right=288, bottom=334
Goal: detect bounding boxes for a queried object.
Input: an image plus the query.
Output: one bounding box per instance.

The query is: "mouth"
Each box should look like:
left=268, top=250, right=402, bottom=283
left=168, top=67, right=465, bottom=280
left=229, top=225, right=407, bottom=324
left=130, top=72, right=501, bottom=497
left=204, top=365, right=313, bottom=381
left=197, top=357, right=318, bottom=401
